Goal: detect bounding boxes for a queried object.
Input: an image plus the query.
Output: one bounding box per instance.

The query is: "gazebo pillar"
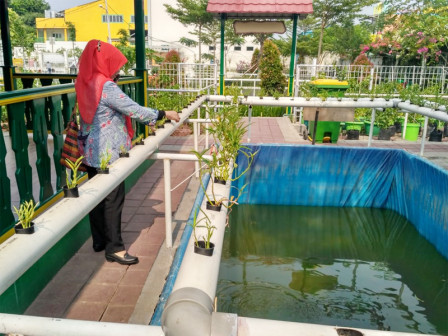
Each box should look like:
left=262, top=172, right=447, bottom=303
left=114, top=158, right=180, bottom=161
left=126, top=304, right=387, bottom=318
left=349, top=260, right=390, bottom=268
left=219, top=14, right=226, bottom=95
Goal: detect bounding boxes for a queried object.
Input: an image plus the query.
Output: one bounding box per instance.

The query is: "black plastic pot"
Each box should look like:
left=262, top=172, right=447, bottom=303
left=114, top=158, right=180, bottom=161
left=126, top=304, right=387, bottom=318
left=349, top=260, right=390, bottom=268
left=206, top=201, right=222, bottom=212
left=63, top=185, right=79, bottom=198
left=214, top=177, right=226, bottom=185
left=156, top=124, right=164, bottom=129
left=346, top=129, right=359, bottom=140
left=119, top=152, right=129, bottom=158
left=429, top=130, right=443, bottom=142
left=97, top=168, right=109, bottom=174
left=378, top=128, right=392, bottom=140
left=194, top=241, right=215, bottom=256
left=136, top=140, right=145, bottom=145
left=15, top=222, right=35, bottom=234
left=394, top=121, right=402, bottom=133
left=444, top=123, right=448, bottom=137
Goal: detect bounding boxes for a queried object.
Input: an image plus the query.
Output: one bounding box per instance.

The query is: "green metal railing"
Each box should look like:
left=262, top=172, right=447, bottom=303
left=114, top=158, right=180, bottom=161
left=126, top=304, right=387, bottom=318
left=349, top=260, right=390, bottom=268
left=0, top=75, right=144, bottom=237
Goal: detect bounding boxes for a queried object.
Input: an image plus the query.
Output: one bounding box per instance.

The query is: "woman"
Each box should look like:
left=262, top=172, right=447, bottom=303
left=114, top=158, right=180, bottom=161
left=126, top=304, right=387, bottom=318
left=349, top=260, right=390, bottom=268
left=75, top=39, right=180, bottom=265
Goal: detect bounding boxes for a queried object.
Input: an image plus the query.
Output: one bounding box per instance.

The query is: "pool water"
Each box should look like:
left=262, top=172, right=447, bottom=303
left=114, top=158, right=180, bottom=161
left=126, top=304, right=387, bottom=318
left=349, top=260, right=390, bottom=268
left=217, top=205, right=448, bottom=334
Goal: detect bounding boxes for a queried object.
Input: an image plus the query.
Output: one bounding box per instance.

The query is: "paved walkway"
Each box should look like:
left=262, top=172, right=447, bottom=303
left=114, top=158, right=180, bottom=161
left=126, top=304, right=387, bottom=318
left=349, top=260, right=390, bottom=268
left=16, top=117, right=448, bottom=325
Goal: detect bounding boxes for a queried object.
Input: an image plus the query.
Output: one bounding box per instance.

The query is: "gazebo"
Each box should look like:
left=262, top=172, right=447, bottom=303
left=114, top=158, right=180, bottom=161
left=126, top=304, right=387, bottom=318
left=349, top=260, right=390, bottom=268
left=206, top=0, right=313, bottom=95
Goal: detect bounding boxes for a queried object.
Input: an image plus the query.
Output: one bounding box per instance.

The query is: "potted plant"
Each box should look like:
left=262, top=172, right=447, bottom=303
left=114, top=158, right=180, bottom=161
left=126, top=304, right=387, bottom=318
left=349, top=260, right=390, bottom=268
left=119, top=145, right=129, bottom=158
left=98, top=150, right=112, bottom=174
left=376, top=108, right=398, bottom=140
left=148, top=126, right=156, bottom=136
left=156, top=117, right=166, bottom=128
left=63, top=155, right=84, bottom=197
left=13, top=200, right=39, bottom=234
left=190, top=208, right=216, bottom=256
left=135, top=134, right=145, bottom=145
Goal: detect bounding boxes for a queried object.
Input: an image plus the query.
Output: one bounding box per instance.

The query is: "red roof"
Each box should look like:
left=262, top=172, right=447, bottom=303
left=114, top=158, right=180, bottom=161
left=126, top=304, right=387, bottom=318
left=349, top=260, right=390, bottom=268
left=207, top=0, right=313, bottom=18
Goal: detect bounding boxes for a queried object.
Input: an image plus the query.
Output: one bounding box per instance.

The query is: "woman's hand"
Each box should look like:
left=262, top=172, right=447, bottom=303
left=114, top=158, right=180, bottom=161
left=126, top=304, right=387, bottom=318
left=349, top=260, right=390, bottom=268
left=165, top=110, right=180, bottom=122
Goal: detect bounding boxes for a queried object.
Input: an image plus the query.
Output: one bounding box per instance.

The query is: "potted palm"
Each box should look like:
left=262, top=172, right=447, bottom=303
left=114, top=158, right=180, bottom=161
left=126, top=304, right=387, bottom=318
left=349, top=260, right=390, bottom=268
left=63, top=155, right=84, bottom=197
left=13, top=200, right=39, bottom=234
left=190, top=208, right=216, bottom=256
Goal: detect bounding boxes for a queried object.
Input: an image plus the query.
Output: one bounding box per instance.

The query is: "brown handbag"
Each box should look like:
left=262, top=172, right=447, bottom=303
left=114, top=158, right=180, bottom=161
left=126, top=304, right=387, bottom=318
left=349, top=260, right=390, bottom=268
left=60, top=104, right=87, bottom=172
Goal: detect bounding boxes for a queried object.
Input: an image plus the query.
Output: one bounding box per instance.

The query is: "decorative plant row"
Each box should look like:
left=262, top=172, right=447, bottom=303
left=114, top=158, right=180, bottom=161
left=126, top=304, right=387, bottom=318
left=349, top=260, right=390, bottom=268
left=63, top=155, right=84, bottom=198
left=13, top=200, right=39, bottom=234
left=191, top=87, right=258, bottom=256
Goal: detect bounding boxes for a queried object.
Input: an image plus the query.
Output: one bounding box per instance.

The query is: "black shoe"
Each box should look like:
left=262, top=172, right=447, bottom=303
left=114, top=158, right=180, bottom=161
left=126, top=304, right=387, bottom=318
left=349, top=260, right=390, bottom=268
left=93, top=244, right=105, bottom=252
left=105, top=252, right=139, bottom=265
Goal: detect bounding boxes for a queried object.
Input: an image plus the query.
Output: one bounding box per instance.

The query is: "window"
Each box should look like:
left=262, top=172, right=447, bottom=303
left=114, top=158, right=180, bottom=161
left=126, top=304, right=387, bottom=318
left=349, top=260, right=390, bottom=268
left=246, top=46, right=254, bottom=51
left=209, top=46, right=215, bottom=51
left=234, top=46, right=241, bottom=51
left=52, top=33, right=62, bottom=39
left=102, top=14, right=123, bottom=23
left=130, top=15, right=149, bottom=23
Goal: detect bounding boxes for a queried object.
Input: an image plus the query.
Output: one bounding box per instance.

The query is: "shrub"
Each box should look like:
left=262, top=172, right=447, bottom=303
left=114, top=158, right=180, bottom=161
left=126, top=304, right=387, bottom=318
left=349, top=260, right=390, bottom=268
left=259, top=40, right=287, bottom=96
left=249, top=48, right=259, bottom=72
left=164, top=50, right=181, bottom=63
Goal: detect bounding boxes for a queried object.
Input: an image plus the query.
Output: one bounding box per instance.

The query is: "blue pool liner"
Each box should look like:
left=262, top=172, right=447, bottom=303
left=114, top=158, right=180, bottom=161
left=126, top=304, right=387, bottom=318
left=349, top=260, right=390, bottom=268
left=231, top=144, right=448, bottom=259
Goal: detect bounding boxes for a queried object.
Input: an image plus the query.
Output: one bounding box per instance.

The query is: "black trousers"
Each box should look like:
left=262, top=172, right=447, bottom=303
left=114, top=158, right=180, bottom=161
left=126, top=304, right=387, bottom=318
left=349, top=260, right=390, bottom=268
left=86, top=166, right=125, bottom=254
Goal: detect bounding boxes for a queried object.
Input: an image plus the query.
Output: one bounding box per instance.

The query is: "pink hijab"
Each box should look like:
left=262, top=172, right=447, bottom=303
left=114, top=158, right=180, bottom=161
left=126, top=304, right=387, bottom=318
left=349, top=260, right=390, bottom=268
left=75, top=39, right=134, bottom=138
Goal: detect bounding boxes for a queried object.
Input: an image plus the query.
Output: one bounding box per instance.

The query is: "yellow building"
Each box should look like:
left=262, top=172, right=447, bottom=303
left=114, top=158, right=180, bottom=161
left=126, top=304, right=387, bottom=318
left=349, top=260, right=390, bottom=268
left=36, top=0, right=148, bottom=44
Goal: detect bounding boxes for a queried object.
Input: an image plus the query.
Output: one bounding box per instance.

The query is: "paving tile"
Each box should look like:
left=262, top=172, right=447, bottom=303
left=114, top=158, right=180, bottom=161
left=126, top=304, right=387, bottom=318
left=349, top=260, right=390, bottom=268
left=109, top=285, right=143, bottom=306
left=90, top=267, right=126, bottom=284
left=120, top=269, right=149, bottom=287
left=65, top=301, right=108, bottom=321
left=77, top=283, right=118, bottom=303
left=131, top=255, right=156, bottom=271
left=26, top=298, right=71, bottom=318
left=101, top=305, right=135, bottom=323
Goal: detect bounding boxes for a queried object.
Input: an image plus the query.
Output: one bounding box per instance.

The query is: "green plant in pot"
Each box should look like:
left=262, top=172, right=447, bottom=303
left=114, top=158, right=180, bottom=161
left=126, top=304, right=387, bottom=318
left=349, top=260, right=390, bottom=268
left=119, top=145, right=129, bottom=158
left=156, top=117, right=166, bottom=128
left=376, top=108, right=398, bottom=140
left=135, top=134, right=145, bottom=145
left=64, top=155, right=84, bottom=197
left=98, top=150, right=112, bottom=174
left=13, top=200, right=39, bottom=234
left=190, top=208, right=216, bottom=256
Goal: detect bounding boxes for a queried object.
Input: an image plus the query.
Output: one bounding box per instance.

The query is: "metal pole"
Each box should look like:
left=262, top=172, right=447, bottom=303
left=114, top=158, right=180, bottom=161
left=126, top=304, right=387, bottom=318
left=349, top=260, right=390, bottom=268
left=287, top=14, right=298, bottom=115
left=0, top=0, right=16, bottom=91
left=312, top=110, right=319, bottom=145
left=219, top=14, right=226, bottom=95
left=163, top=158, right=172, bottom=248
left=420, top=116, right=428, bottom=156
left=205, top=106, right=209, bottom=148
left=367, top=108, right=376, bottom=147
left=248, top=105, right=252, bottom=142
left=193, top=121, right=199, bottom=178
left=104, top=0, right=112, bottom=43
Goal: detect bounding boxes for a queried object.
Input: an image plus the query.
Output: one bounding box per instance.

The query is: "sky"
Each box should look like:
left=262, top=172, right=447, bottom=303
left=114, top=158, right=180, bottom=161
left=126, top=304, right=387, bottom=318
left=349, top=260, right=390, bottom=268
left=47, top=0, right=93, bottom=12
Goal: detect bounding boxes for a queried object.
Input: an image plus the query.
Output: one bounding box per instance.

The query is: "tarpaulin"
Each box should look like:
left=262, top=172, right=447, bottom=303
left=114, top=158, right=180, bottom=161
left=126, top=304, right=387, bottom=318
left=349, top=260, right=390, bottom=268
left=231, top=144, right=448, bottom=260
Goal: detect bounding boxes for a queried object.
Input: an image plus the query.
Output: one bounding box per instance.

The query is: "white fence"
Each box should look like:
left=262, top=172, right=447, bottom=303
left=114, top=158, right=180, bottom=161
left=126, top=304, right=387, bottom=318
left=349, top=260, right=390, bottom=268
left=148, top=63, right=217, bottom=93
left=296, top=64, right=448, bottom=93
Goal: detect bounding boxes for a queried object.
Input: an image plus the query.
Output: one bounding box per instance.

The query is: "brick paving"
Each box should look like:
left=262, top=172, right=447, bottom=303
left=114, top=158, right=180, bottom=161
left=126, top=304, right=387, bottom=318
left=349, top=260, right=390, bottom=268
left=21, top=117, right=448, bottom=324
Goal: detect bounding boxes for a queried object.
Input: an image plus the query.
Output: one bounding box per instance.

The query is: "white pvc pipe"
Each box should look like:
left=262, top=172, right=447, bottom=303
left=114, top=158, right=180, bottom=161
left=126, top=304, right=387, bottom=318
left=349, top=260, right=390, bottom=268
left=164, top=158, right=172, bottom=248
left=368, top=108, right=376, bottom=147
left=151, top=153, right=212, bottom=161
left=193, top=121, right=199, bottom=178
left=403, top=113, right=409, bottom=139
left=0, top=96, right=206, bottom=296
left=420, top=116, right=429, bottom=156
left=0, top=313, right=163, bottom=336
left=397, top=101, right=448, bottom=122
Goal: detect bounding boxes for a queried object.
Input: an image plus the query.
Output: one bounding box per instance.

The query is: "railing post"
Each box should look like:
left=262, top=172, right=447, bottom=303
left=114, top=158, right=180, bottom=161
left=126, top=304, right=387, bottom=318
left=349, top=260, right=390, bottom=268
left=420, top=116, right=428, bottom=156
left=368, top=108, right=376, bottom=147
left=163, top=158, right=173, bottom=248
left=402, top=112, right=408, bottom=139
left=369, top=68, right=374, bottom=91
left=193, top=121, right=199, bottom=178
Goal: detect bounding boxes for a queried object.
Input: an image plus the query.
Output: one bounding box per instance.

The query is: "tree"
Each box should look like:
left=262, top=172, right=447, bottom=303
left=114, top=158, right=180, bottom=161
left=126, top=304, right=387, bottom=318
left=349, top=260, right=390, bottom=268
left=9, top=0, right=49, bottom=27
left=310, top=0, right=376, bottom=63
left=115, top=29, right=136, bottom=75
left=259, top=40, right=287, bottom=95
left=9, top=9, right=35, bottom=59
left=327, top=24, right=371, bottom=62
left=164, top=0, right=213, bottom=63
